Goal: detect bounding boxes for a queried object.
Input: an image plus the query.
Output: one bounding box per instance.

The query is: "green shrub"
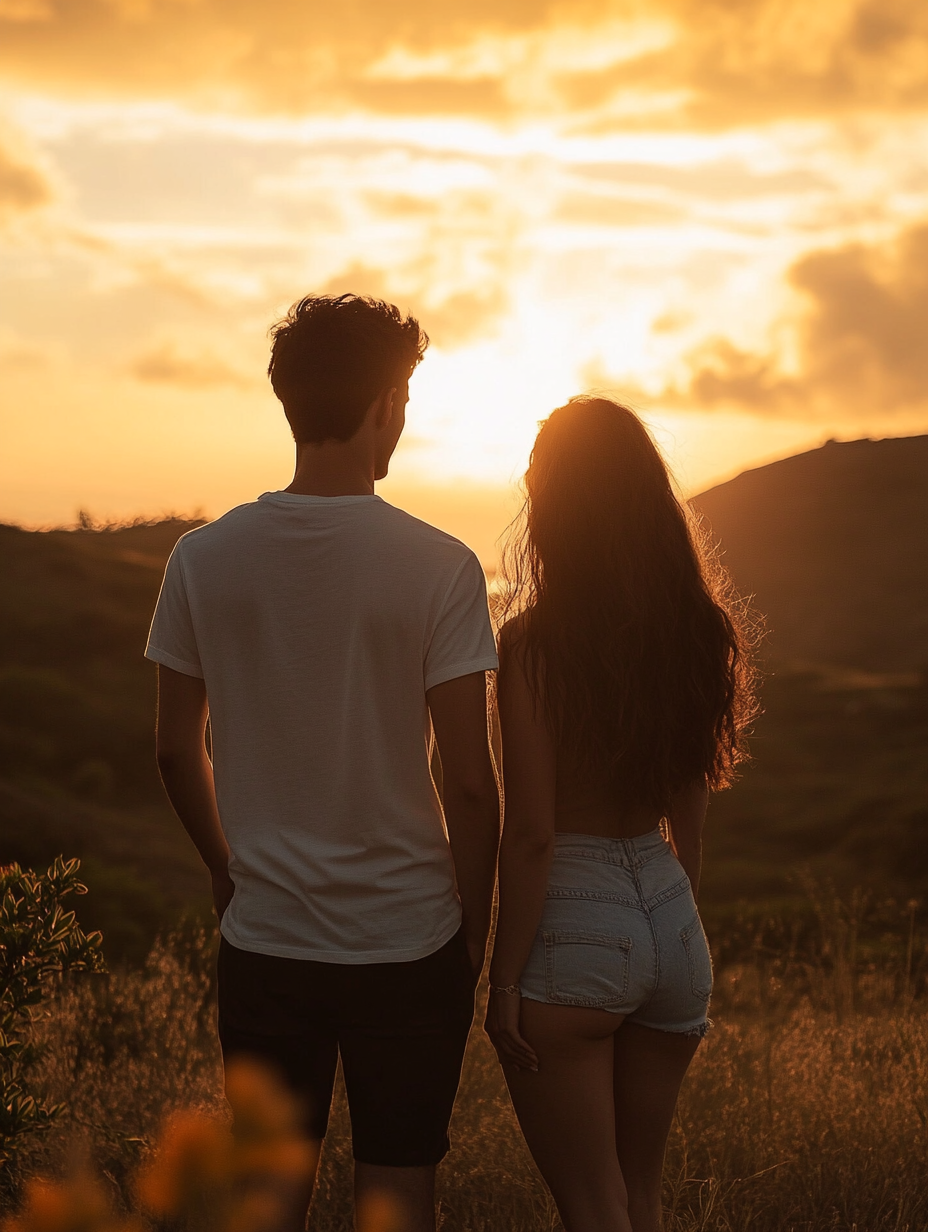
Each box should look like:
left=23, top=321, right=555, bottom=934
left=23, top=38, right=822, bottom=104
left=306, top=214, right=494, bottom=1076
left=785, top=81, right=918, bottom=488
left=0, top=857, right=105, bottom=1173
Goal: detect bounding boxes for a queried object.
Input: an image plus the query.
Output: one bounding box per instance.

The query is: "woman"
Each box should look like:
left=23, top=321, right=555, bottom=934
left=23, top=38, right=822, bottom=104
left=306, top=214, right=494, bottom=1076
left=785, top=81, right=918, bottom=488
left=486, top=398, right=756, bottom=1232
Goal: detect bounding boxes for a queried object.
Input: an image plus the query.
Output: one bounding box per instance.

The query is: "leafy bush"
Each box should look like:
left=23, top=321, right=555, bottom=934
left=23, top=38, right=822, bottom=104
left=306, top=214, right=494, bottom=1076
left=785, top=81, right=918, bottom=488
left=0, top=858, right=104, bottom=1172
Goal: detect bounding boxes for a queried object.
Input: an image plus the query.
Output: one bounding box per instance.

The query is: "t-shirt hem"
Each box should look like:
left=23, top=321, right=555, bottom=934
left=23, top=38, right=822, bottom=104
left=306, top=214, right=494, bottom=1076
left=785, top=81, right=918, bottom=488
left=219, top=912, right=462, bottom=965
left=144, top=646, right=205, bottom=678
left=424, top=654, right=499, bottom=692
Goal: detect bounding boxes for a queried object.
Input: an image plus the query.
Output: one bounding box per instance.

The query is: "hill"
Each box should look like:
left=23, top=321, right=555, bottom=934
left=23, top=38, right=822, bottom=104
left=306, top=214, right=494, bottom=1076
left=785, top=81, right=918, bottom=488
left=1, top=439, right=926, bottom=955
left=0, top=518, right=208, bottom=958
left=691, top=434, right=928, bottom=672
left=690, top=435, right=928, bottom=910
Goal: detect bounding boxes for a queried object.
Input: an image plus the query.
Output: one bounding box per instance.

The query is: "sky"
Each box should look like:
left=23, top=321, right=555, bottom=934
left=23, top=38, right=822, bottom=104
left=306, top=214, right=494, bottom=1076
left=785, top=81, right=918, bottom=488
left=2, top=0, right=927, bottom=564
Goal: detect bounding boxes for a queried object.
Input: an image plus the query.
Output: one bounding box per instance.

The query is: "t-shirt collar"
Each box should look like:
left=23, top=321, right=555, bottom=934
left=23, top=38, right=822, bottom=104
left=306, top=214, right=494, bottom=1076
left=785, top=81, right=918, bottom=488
left=258, top=490, right=383, bottom=507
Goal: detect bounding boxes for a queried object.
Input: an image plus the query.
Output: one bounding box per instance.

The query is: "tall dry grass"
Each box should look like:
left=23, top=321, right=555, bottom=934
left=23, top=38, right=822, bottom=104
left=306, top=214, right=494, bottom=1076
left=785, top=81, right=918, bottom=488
left=7, top=904, right=928, bottom=1231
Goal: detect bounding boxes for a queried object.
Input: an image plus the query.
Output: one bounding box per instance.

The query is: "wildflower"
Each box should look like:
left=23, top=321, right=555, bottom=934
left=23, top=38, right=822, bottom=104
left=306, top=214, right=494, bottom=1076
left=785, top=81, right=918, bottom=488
left=1, top=1172, right=140, bottom=1232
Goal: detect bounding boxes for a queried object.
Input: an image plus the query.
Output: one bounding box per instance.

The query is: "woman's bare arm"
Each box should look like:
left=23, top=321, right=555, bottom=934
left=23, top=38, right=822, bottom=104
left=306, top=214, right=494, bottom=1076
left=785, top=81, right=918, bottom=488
left=486, top=625, right=556, bottom=1070
left=665, top=779, right=709, bottom=899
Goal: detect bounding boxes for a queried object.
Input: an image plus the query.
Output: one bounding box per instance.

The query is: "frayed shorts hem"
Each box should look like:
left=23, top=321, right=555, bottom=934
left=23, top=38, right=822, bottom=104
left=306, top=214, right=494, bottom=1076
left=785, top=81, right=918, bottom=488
left=627, top=1016, right=711, bottom=1039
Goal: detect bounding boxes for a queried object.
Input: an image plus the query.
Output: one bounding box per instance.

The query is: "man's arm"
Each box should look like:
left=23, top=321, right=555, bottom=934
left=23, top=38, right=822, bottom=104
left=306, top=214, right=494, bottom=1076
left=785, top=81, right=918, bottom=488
left=155, top=664, right=234, bottom=921
left=426, top=671, right=501, bottom=978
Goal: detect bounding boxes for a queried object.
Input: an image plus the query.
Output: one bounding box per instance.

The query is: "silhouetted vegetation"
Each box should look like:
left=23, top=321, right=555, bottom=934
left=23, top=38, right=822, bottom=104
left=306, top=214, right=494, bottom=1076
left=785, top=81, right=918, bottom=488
left=5, top=900, right=928, bottom=1229
left=0, top=858, right=104, bottom=1177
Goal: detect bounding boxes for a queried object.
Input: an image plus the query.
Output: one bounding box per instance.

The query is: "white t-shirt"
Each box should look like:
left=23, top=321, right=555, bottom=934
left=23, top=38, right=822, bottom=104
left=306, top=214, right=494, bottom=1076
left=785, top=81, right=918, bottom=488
left=145, top=491, right=498, bottom=964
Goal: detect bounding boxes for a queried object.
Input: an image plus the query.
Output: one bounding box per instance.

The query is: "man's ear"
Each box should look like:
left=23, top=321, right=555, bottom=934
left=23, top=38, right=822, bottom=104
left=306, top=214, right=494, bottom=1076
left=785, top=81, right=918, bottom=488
left=370, top=387, right=396, bottom=430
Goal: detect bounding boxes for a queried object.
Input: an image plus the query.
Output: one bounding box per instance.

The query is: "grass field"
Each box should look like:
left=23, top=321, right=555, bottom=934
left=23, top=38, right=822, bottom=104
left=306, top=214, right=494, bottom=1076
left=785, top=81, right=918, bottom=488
left=8, top=901, right=928, bottom=1232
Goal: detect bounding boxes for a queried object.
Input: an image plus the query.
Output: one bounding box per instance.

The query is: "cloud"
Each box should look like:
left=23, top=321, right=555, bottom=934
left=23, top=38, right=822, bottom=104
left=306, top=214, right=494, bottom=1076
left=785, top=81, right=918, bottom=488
left=0, top=0, right=570, bottom=113
left=129, top=341, right=253, bottom=389
left=0, top=330, right=57, bottom=367
left=671, top=221, right=928, bottom=416
left=565, top=0, right=928, bottom=130
left=418, top=287, right=508, bottom=347
left=318, top=261, right=508, bottom=350
left=0, top=0, right=52, bottom=20
left=553, top=193, right=684, bottom=227
left=569, top=158, right=830, bottom=202
left=1, top=0, right=926, bottom=127
left=0, top=124, right=54, bottom=221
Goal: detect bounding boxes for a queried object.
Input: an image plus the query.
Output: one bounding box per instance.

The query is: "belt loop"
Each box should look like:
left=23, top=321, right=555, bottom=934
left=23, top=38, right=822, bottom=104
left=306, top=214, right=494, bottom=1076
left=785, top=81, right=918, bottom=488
left=622, top=836, right=637, bottom=870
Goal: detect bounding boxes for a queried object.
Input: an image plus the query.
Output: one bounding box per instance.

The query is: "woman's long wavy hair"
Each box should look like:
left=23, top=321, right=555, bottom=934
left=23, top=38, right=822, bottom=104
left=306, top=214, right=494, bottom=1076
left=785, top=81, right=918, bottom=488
left=501, top=397, right=758, bottom=811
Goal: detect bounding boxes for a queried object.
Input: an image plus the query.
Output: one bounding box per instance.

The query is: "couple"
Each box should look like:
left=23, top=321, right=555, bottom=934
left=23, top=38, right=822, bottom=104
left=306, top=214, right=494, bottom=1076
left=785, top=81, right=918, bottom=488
left=147, top=294, right=752, bottom=1232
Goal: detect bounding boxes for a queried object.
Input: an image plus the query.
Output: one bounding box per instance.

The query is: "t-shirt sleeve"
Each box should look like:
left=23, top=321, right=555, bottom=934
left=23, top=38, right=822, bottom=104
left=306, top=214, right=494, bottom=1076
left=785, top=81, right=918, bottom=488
left=145, top=541, right=204, bottom=678
left=424, top=551, right=499, bottom=691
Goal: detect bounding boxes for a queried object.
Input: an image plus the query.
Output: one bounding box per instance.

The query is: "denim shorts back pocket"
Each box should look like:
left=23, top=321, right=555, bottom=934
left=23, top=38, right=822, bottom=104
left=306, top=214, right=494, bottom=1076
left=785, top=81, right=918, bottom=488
left=543, top=930, right=632, bottom=1009
left=680, top=917, right=713, bottom=1003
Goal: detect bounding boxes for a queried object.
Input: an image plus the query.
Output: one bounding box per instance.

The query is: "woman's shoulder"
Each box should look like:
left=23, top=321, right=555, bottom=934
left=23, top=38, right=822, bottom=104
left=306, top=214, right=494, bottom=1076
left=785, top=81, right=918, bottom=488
left=498, top=611, right=543, bottom=684
left=497, top=610, right=530, bottom=654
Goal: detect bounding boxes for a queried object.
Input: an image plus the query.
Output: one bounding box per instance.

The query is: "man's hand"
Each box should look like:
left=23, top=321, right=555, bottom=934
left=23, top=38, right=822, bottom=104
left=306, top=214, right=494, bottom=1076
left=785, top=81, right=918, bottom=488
left=156, top=665, right=232, bottom=894
left=465, top=934, right=487, bottom=981
left=211, top=868, right=235, bottom=922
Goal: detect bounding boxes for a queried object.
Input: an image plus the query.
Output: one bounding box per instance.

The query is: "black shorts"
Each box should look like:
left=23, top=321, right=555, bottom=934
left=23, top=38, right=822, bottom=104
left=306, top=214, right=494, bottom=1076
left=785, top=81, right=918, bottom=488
left=216, top=929, right=476, bottom=1167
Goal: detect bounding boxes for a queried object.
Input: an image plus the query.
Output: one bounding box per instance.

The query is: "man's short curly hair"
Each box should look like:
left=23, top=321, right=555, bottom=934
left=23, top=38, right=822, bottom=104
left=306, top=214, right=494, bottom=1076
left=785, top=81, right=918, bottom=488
left=267, top=294, right=428, bottom=444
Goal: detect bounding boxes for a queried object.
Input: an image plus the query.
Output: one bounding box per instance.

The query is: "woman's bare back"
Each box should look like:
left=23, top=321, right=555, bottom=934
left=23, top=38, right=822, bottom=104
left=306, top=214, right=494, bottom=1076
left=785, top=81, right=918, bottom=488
left=554, top=756, right=662, bottom=840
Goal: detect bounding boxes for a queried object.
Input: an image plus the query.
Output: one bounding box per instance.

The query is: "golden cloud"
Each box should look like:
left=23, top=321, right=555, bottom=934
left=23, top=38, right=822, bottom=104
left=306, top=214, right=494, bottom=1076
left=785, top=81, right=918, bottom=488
left=553, top=193, right=684, bottom=227
left=570, top=0, right=928, bottom=129
left=0, top=124, right=54, bottom=221
left=676, top=221, right=928, bottom=416
left=130, top=341, right=254, bottom=389
left=318, top=262, right=508, bottom=350
left=0, top=0, right=926, bottom=125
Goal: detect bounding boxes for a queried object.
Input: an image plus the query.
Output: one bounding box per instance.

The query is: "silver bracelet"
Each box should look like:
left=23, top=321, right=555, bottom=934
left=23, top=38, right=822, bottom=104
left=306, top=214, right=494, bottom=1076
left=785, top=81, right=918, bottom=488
left=489, top=982, right=521, bottom=996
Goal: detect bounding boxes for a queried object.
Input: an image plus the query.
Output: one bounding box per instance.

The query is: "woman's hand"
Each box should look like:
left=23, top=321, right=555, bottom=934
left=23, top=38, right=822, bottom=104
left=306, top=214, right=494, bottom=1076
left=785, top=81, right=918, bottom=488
left=485, top=990, right=539, bottom=1072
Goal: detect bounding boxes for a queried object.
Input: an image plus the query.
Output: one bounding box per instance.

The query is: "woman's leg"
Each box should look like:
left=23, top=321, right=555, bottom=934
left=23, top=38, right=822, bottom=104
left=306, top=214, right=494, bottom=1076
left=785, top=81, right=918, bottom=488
left=612, top=1023, right=702, bottom=1232
left=503, top=999, right=631, bottom=1232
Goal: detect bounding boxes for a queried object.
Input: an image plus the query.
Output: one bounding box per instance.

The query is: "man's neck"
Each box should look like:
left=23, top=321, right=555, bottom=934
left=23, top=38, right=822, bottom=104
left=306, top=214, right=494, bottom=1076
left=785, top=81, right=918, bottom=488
left=286, top=441, right=376, bottom=497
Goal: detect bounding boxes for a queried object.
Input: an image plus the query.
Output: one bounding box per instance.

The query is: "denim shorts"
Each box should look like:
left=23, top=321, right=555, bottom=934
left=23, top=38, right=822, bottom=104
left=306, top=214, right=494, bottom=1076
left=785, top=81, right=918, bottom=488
left=519, top=828, right=712, bottom=1036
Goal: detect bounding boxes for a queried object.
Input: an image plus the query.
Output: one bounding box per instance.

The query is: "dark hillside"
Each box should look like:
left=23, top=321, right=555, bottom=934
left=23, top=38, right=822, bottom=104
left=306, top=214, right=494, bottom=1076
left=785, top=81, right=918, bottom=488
left=691, top=435, right=928, bottom=672
left=690, top=436, right=928, bottom=912
left=700, top=668, right=928, bottom=910
left=0, top=519, right=207, bottom=958
left=0, top=518, right=201, bottom=803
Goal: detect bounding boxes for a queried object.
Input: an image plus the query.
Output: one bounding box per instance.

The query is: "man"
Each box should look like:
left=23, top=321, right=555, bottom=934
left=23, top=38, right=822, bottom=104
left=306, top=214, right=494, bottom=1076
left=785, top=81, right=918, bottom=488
left=146, top=294, right=501, bottom=1232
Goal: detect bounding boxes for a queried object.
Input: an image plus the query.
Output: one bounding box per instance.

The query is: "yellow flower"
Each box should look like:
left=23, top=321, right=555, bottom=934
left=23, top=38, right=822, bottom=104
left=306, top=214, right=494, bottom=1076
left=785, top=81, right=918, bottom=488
left=5, top=1058, right=315, bottom=1232
left=136, top=1111, right=232, bottom=1217
left=1, top=1173, right=141, bottom=1232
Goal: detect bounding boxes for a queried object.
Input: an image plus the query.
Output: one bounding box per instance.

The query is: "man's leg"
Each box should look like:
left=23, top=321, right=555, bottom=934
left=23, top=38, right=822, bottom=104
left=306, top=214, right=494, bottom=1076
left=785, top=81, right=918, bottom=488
left=217, top=939, right=339, bottom=1232
left=336, top=931, right=476, bottom=1232
left=218, top=1028, right=335, bottom=1232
